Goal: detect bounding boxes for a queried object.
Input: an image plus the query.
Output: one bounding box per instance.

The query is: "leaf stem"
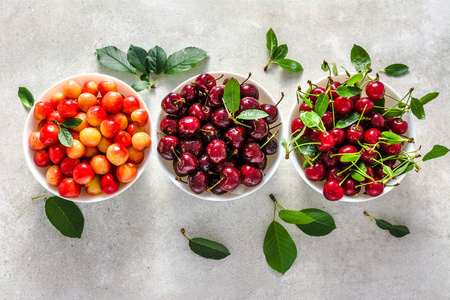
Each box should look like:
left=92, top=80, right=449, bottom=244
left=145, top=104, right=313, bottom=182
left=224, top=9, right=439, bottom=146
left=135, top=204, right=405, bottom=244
left=180, top=228, right=191, bottom=241
left=31, top=195, right=51, bottom=200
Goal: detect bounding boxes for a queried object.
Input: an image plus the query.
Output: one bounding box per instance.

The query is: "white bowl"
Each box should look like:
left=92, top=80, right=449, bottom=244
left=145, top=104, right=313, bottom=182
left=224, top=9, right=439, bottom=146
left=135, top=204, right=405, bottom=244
left=288, top=73, right=416, bottom=202
left=155, top=71, right=284, bottom=201
left=23, top=73, right=152, bottom=203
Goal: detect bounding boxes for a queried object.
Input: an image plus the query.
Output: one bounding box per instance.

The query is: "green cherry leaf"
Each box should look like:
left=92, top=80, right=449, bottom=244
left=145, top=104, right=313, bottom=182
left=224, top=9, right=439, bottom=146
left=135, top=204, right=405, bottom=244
left=340, top=153, right=360, bottom=163
left=188, top=237, right=230, bottom=260
left=45, top=196, right=84, bottom=238
left=383, top=64, right=409, bottom=76
left=223, top=78, right=240, bottom=114
left=314, top=93, right=329, bottom=118
left=293, top=137, right=317, bottom=156
left=299, top=111, right=322, bottom=129
left=375, top=219, right=392, bottom=230
left=132, top=81, right=149, bottom=92
left=331, top=62, right=338, bottom=76
left=263, top=221, right=297, bottom=275
left=335, top=86, right=362, bottom=98
left=236, top=109, right=269, bottom=120
left=62, top=118, right=82, bottom=129
left=375, top=219, right=410, bottom=238
left=420, top=92, right=439, bottom=105
left=351, top=44, right=371, bottom=72
left=266, top=28, right=278, bottom=55
left=145, top=45, right=167, bottom=75
left=279, top=210, right=315, bottom=225
left=346, top=73, right=364, bottom=86
left=276, top=59, right=303, bottom=72
left=382, top=109, right=404, bottom=118
left=296, top=208, right=336, bottom=237
left=373, top=98, right=386, bottom=113
left=272, top=44, right=288, bottom=61
left=393, top=161, right=413, bottom=176
left=381, top=131, right=404, bottom=144
left=335, top=112, right=360, bottom=129
left=58, top=128, right=74, bottom=147
left=18, top=87, right=34, bottom=109
left=127, top=44, right=149, bottom=75
left=351, top=161, right=367, bottom=182
left=164, top=47, right=207, bottom=75
left=423, top=145, right=450, bottom=162
left=96, top=46, right=136, bottom=74
left=410, top=97, right=426, bottom=120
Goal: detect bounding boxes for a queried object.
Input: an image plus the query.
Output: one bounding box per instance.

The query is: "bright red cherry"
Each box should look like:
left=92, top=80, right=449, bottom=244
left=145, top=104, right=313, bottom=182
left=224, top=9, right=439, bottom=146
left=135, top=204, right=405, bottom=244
left=178, top=116, right=201, bottom=137
left=206, top=139, right=227, bottom=164
left=323, top=180, right=344, bottom=201
left=355, top=97, right=374, bottom=115
left=240, top=165, right=264, bottom=187
left=390, top=118, right=408, bottom=135
left=305, top=162, right=326, bottom=181
left=364, top=128, right=382, bottom=144
left=365, top=179, right=384, bottom=196
left=219, top=166, right=241, bottom=191
left=334, top=97, right=354, bottom=115
left=366, top=81, right=385, bottom=100
left=195, top=73, right=216, bottom=93
left=309, top=87, right=326, bottom=103
left=316, top=132, right=335, bottom=152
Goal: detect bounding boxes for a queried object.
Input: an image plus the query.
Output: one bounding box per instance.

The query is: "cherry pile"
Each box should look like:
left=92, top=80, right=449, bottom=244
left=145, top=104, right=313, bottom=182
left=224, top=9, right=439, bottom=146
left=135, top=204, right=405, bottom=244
left=289, top=77, right=413, bottom=201
left=157, top=73, right=280, bottom=195
left=28, top=79, right=151, bottom=199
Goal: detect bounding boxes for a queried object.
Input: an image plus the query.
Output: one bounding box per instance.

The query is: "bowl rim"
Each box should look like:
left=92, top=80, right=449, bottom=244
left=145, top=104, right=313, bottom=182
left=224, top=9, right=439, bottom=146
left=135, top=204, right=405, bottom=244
left=154, top=71, right=285, bottom=201
left=23, top=73, right=152, bottom=203
left=287, top=73, right=416, bottom=202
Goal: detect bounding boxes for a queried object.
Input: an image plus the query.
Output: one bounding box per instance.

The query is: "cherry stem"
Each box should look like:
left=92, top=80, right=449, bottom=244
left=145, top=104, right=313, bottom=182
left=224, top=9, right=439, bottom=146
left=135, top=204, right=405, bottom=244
left=233, top=118, right=252, bottom=129
left=157, top=131, right=167, bottom=137
left=275, top=92, right=285, bottom=106
left=363, top=211, right=376, bottom=221
left=355, top=105, right=366, bottom=130
left=207, top=177, right=225, bottom=192
left=31, top=195, right=51, bottom=200
left=200, top=129, right=215, bottom=136
left=180, top=228, right=191, bottom=241
left=260, top=130, right=279, bottom=149
left=212, top=74, right=224, bottom=83
left=269, top=123, right=282, bottom=131
left=171, top=147, right=180, bottom=162
left=175, top=176, right=187, bottom=184
left=228, top=149, right=238, bottom=159
left=241, top=73, right=252, bottom=85
left=264, top=60, right=271, bottom=71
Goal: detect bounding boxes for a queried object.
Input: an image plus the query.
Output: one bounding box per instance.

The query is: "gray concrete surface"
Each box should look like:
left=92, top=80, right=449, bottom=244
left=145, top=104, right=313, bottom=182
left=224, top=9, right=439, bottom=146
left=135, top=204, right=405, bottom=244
left=1, top=0, right=449, bottom=299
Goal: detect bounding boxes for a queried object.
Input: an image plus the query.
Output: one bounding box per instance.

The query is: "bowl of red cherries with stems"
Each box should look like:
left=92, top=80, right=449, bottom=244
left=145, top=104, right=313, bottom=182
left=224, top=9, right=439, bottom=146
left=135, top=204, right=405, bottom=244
left=282, top=61, right=440, bottom=202
left=156, top=72, right=284, bottom=201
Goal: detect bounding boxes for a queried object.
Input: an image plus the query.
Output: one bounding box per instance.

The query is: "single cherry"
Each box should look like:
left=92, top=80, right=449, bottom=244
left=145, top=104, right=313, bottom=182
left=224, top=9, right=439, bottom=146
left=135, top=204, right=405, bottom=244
left=178, top=116, right=201, bottom=137
left=355, top=97, right=374, bottom=115
left=346, top=124, right=364, bottom=143
left=342, top=178, right=361, bottom=196
left=240, top=165, right=263, bottom=187
left=321, top=111, right=333, bottom=130
left=329, top=128, right=346, bottom=145
left=260, top=104, right=278, bottom=124
left=188, top=171, right=208, bottom=194
left=365, top=179, right=384, bottom=196
left=240, top=97, right=260, bottom=111
left=390, top=118, right=408, bottom=135
left=189, top=103, right=212, bottom=122
left=180, top=84, right=198, bottom=103
left=208, top=85, right=225, bottom=107
left=364, top=128, right=382, bottom=144
left=319, top=149, right=339, bottom=168
left=224, top=126, right=247, bottom=150
left=195, top=73, right=216, bottom=93
left=176, top=152, right=199, bottom=176
left=334, top=96, right=354, bottom=115
left=316, top=132, right=336, bottom=152
left=211, top=107, right=232, bottom=129
left=305, top=162, right=326, bottom=181
left=328, top=81, right=341, bottom=100
left=291, top=118, right=309, bottom=137
left=309, top=87, right=326, bottom=103
left=243, top=142, right=265, bottom=164
left=160, top=115, right=179, bottom=135
left=179, top=139, right=204, bottom=157
left=206, top=139, right=227, bottom=164
left=323, top=180, right=344, bottom=201
left=249, top=119, right=268, bottom=140
left=200, top=123, right=220, bottom=144
left=157, top=135, right=179, bottom=160
left=219, top=166, right=241, bottom=191
left=369, top=112, right=386, bottom=130
left=240, top=83, right=259, bottom=99
left=366, top=81, right=385, bottom=100
left=161, top=93, right=185, bottom=115
left=381, top=143, right=402, bottom=155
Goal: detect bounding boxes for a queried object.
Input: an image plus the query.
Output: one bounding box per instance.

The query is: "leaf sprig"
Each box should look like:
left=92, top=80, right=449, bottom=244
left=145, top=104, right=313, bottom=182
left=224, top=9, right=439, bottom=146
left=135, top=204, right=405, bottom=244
left=264, top=28, right=303, bottom=72
left=96, top=45, right=207, bottom=92
left=364, top=211, right=410, bottom=237
left=181, top=228, right=230, bottom=260
left=263, top=194, right=336, bottom=274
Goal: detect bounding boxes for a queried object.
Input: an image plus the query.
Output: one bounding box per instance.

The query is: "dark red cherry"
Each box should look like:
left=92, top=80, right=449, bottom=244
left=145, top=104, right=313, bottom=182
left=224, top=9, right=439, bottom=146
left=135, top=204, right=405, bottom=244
left=206, top=139, right=227, bottom=164
left=243, top=142, right=265, bottom=164
left=323, top=179, right=344, bottom=201
left=179, top=139, right=204, bottom=157
left=200, top=123, right=220, bottom=144
left=316, top=132, right=335, bottom=152
left=381, top=143, right=402, bottom=155
left=291, top=118, right=309, bottom=137
left=361, top=148, right=380, bottom=163
left=329, top=128, right=346, bottom=145
left=160, top=115, right=179, bottom=136
left=224, top=126, right=247, bottom=150
left=209, top=177, right=227, bottom=195
left=346, top=124, right=364, bottom=143
left=349, top=94, right=360, bottom=104
left=220, top=166, right=241, bottom=191
left=249, top=119, right=268, bottom=140
left=161, top=93, right=185, bottom=114
left=328, top=82, right=341, bottom=100
left=308, top=128, right=322, bottom=142
left=369, top=112, right=386, bottom=130
left=241, top=83, right=259, bottom=99
left=364, top=128, right=382, bottom=144
left=334, top=96, right=354, bottom=115
left=364, top=163, right=375, bottom=181
left=211, top=107, right=232, bottom=129
left=176, top=152, right=199, bottom=176
left=321, top=111, right=333, bottom=130
left=310, top=87, right=326, bottom=103
left=198, top=154, right=214, bottom=173
left=189, top=103, right=212, bottom=122
left=260, top=135, right=278, bottom=156
left=195, top=73, right=216, bottom=93
left=157, top=135, right=179, bottom=160
left=240, top=165, right=263, bottom=187
left=365, top=179, right=384, bottom=196
left=355, top=97, right=374, bottom=116
left=326, top=167, right=346, bottom=183
left=180, top=84, right=198, bottom=103
left=240, top=97, right=260, bottom=111
left=319, top=149, right=339, bottom=168
left=260, top=103, right=278, bottom=124
left=188, top=171, right=208, bottom=194
left=215, top=159, right=238, bottom=173
left=178, top=116, right=201, bottom=137
left=299, top=102, right=313, bottom=112
left=253, top=155, right=267, bottom=170
left=342, top=178, right=361, bottom=196
left=305, top=162, right=326, bottom=181
left=208, top=85, right=225, bottom=107
left=366, top=81, right=385, bottom=100
left=390, top=118, right=408, bottom=135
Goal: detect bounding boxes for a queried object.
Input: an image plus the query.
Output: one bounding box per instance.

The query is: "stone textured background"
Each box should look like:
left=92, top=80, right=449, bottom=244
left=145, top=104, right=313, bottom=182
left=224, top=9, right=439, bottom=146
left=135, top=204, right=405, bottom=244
left=1, top=0, right=449, bottom=299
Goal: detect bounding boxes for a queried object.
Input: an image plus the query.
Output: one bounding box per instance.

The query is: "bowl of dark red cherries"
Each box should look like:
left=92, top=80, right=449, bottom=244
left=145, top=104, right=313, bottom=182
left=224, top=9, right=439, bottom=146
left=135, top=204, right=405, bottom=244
left=156, top=72, right=284, bottom=201
left=284, top=72, right=416, bottom=202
